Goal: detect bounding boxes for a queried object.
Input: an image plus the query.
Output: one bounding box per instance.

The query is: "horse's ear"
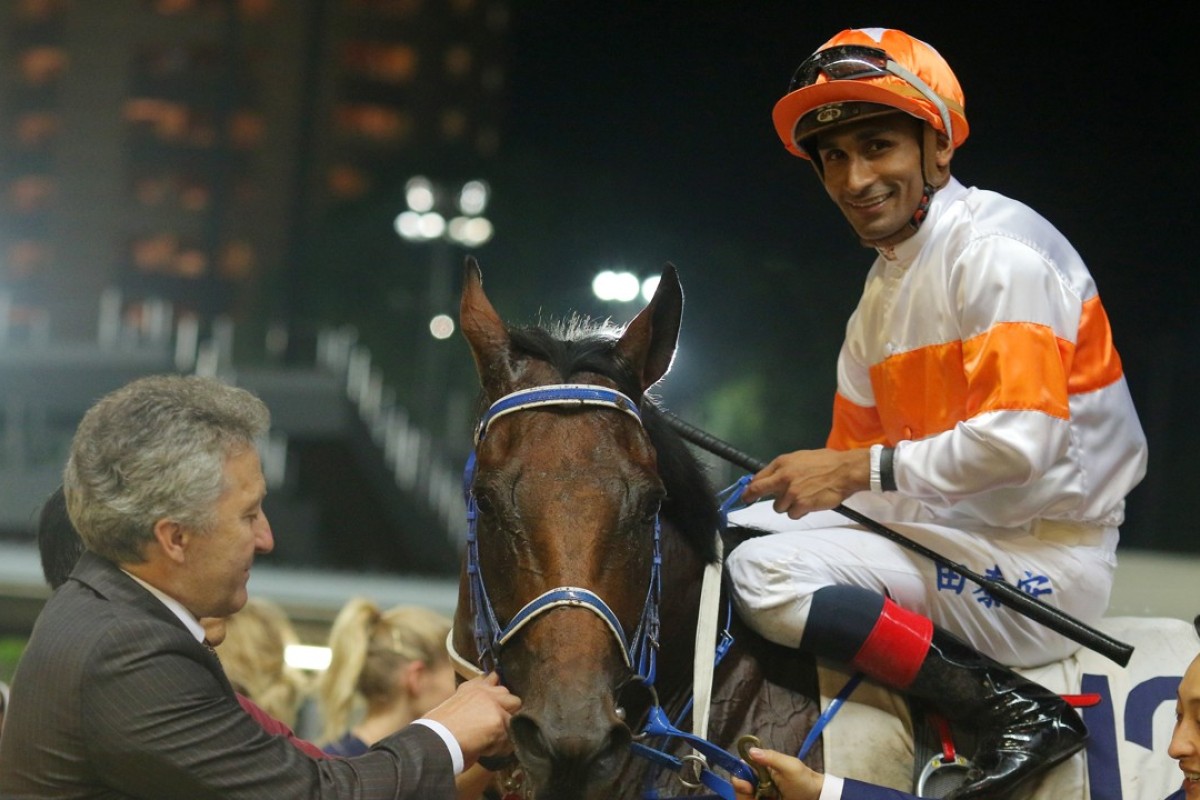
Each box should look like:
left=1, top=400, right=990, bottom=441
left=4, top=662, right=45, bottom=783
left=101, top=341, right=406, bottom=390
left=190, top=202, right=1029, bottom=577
left=615, top=263, right=683, bottom=391
left=460, top=256, right=515, bottom=395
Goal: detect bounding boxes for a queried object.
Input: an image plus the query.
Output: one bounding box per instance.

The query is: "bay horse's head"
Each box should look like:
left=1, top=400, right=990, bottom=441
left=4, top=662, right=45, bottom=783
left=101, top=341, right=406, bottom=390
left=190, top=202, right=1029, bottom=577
left=452, top=257, right=716, bottom=798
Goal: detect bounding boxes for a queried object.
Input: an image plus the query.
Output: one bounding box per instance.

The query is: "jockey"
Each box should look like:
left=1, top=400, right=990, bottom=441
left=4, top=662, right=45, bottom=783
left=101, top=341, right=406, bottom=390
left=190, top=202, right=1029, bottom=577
left=726, top=27, right=1148, bottom=800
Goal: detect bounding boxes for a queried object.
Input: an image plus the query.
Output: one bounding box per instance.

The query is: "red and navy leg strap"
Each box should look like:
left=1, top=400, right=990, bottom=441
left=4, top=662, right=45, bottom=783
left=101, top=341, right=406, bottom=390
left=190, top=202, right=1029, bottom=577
left=800, top=585, right=933, bottom=689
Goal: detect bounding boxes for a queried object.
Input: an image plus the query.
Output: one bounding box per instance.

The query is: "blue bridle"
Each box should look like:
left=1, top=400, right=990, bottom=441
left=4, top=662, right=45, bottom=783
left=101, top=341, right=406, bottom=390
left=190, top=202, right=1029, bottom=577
left=462, top=383, right=662, bottom=685
left=459, top=383, right=758, bottom=799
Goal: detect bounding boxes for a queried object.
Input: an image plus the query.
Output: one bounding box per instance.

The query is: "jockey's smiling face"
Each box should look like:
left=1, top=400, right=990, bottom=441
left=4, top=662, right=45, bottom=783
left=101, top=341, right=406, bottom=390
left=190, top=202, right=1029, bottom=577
left=1169, top=651, right=1200, bottom=796
left=810, top=113, right=951, bottom=250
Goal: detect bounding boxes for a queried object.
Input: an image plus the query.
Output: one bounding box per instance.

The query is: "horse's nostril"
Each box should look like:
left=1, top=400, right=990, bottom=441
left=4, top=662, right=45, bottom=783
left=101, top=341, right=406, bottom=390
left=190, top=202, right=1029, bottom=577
left=614, top=678, right=656, bottom=727
left=510, top=715, right=552, bottom=764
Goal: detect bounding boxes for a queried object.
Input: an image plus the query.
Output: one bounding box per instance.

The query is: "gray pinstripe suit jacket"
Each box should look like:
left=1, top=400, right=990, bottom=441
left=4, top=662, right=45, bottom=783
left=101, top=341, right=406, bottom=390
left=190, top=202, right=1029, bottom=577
left=0, top=552, right=456, bottom=799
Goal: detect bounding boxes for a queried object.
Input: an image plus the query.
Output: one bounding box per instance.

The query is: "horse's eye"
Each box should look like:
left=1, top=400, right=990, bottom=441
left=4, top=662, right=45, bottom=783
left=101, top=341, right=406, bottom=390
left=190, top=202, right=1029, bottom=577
left=473, top=490, right=495, bottom=516
left=641, top=496, right=663, bottom=524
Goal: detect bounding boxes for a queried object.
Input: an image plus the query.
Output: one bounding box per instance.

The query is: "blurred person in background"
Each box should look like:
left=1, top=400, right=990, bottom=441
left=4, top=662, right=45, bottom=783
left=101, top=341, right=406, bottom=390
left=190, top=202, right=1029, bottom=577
left=319, top=597, right=495, bottom=798
left=36, top=484, right=81, bottom=590
left=219, top=595, right=313, bottom=732
left=319, top=598, right=456, bottom=756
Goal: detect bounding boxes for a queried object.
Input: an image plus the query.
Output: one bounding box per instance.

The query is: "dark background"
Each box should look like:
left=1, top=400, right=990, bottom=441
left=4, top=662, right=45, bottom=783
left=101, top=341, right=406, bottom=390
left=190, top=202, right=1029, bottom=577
left=443, top=3, right=1194, bottom=552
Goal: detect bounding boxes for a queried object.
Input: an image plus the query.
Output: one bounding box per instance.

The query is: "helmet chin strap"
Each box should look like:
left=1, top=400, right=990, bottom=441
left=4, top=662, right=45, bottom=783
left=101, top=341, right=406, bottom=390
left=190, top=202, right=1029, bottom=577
left=909, top=124, right=944, bottom=231
left=910, top=183, right=935, bottom=231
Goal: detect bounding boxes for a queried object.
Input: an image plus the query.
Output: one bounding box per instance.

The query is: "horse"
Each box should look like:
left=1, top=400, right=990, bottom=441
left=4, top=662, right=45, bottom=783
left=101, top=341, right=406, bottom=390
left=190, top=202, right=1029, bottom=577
left=449, top=256, right=1191, bottom=800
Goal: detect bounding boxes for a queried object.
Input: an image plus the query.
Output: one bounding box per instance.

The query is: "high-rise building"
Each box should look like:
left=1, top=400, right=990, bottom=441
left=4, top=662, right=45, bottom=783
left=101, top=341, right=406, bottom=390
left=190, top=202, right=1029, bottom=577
left=0, top=0, right=509, bottom=347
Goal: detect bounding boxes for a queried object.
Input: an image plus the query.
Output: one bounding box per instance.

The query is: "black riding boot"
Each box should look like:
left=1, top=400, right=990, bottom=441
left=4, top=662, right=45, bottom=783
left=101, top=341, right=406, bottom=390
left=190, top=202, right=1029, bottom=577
left=909, top=628, right=1088, bottom=800
left=801, top=586, right=1087, bottom=800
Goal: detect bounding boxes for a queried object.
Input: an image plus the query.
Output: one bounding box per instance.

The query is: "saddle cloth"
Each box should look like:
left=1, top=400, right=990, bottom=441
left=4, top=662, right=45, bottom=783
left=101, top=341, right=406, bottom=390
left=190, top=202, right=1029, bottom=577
left=817, top=616, right=1192, bottom=800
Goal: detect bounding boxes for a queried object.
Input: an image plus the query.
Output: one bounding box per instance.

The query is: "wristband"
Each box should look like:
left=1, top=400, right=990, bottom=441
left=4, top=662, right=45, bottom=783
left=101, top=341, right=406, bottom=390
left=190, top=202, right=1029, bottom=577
left=880, top=446, right=897, bottom=492
left=869, top=444, right=883, bottom=493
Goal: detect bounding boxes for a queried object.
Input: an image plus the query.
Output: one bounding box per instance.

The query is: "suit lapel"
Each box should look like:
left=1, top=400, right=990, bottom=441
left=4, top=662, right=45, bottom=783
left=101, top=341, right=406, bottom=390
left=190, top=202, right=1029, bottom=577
left=71, top=551, right=237, bottom=697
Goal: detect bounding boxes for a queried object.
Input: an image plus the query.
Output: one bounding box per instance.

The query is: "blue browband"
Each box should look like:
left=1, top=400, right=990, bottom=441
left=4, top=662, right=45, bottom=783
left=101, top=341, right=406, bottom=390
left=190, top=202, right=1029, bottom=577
left=473, top=383, right=642, bottom=444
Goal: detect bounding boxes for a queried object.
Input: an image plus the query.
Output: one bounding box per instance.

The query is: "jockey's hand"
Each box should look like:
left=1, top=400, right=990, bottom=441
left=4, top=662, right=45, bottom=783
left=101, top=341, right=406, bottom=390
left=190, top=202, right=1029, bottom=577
left=732, top=746, right=823, bottom=800
left=740, top=448, right=869, bottom=519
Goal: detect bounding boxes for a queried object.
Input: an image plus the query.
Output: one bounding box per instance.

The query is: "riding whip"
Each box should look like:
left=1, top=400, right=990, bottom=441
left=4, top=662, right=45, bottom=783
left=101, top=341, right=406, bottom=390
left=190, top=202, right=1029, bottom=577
left=655, top=408, right=1135, bottom=667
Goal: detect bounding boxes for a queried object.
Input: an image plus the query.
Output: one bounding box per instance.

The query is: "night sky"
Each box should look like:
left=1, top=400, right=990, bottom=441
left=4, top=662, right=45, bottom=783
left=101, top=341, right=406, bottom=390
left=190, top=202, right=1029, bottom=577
left=426, top=4, right=1195, bottom=551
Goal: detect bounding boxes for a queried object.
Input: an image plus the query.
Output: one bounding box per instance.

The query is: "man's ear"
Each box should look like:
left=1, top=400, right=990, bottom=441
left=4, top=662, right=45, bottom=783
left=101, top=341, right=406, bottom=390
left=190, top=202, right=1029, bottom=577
left=933, top=129, right=954, bottom=169
left=924, top=125, right=954, bottom=187
left=151, top=518, right=188, bottom=564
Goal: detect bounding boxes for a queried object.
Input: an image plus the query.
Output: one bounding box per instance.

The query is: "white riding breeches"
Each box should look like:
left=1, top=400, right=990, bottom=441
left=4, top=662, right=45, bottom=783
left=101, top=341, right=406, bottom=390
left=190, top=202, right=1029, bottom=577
left=725, top=492, right=1119, bottom=669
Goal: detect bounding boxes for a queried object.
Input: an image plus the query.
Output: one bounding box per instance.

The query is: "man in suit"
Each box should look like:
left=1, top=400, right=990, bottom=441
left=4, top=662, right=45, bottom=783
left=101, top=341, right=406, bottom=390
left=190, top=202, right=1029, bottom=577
left=0, top=374, right=519, bottom=799
left=32, top=483, right=330, bottom=761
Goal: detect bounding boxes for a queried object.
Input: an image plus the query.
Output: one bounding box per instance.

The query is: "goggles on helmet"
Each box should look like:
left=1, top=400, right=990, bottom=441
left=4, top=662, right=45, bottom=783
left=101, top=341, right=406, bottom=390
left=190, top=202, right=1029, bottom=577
left=788, top=44, right=954, bottom=145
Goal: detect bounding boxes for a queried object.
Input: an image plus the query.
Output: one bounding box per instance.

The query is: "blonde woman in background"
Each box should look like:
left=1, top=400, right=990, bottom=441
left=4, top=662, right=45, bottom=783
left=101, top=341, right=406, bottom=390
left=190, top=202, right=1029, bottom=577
left=319, top=597, right=495, bottom=798
left=217, top=596, right=313, bottom=730
left=319, top=598, right=457, bottom=755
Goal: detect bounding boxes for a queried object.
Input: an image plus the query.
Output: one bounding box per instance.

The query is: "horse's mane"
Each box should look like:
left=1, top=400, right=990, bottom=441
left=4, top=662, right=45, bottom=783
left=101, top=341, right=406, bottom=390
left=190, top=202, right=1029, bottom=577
left=498, top=317, right=723, bottom=565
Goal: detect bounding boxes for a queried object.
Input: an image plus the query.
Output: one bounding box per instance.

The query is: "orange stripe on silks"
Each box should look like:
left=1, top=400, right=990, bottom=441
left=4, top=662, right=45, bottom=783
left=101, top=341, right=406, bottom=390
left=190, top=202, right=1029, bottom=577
left=1071, top=296, right=1124, bottom=394
left=867, top=323, right=1071, bottom=443
left=826, top=392, right=887, bottom=450
left=828, top=303, right=1122, bottom=450
left=961, top=323, right=1071, bottom=419
left=850, top=597, right=933, bottom=689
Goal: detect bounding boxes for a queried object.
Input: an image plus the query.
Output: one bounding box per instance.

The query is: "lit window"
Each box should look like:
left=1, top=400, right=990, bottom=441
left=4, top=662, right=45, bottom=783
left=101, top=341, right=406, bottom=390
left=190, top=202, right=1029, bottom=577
left=15, top=0, right=66, bottom=22
left=149, top=0, right=196, bottom=14
left=178, top=178, right=211, bottom=212
left=6, top=240, right=52, bottom=279
left=328, top=164, right=370, bottom=199
left=219, top=241, right=256, bottom=279
left=14, top=111, right=60, bottom=147
left=238, top=0, right=274, bottom=19
left=342, top=41, right=418, bottom=84
left=444, top=45, right=472, bottom=78
left=8, top=175, right=57, bottom=213
left=124, top=98, right=189, bottom=142
left=175, top=248, right=207, bottom=278
left=334, top=103, right=410, bottom=143
left=344, top=0, right=422, bottom=17
left=148, top=0, right=226, bottom=18
left=19, top=47, right=69, bottom=86
left=131, top=233, right=178, bottom=273
left=228, top=110, right=266, bottom=149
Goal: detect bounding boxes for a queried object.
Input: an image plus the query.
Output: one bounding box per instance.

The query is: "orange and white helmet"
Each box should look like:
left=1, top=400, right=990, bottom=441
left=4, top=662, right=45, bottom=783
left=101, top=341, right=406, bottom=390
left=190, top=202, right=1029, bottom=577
left=773, top=28, right=969, bottom=159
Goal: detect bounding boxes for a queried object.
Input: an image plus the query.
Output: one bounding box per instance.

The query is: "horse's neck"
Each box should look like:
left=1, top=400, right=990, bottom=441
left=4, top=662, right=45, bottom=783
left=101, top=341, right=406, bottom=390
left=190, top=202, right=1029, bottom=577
left=654, top=525, right=707, bottom=705
left=649, top=524, right=825, bottom=763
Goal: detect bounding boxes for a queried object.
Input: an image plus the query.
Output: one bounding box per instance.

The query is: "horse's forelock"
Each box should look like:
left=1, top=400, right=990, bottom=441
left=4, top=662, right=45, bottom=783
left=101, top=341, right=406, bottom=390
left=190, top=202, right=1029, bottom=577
left=545, top=312, right=623, bottom=343
left=489, top=320, right=722, bottom=564
left=507, top=321, right=638, bottom=394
